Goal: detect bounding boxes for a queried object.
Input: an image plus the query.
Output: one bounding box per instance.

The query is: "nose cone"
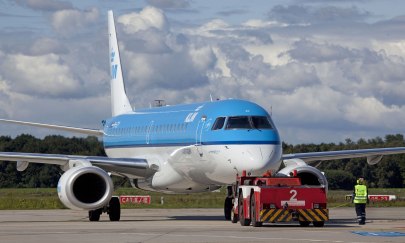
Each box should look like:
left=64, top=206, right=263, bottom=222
left=235, top=144, right=282, bottom=175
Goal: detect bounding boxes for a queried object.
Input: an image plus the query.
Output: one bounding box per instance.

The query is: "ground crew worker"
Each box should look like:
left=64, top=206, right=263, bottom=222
left=352, top=177, right=368, bottom=225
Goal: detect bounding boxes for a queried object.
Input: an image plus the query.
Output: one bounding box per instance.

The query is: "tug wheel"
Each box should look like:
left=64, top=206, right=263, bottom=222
left=238, top=193, right=251, bottom=226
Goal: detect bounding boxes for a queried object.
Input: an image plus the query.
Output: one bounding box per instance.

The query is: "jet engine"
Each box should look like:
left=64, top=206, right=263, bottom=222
left=57, top=165, right=114, bottom=210
left=276, top=159, right=328, bottom=191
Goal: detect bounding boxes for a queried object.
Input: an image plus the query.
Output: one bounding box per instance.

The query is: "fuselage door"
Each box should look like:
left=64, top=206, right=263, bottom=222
left=146, top=120, right=154, bottom=144
left=195, top=115, right=207, bottom=146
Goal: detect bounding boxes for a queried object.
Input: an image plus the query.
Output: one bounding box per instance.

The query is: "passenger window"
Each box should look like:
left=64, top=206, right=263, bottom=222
left=252, top=116, right=272, bottom=129
left=226, top=116, right=251, bottom=129
left=212, top=117, right=226, bottom=130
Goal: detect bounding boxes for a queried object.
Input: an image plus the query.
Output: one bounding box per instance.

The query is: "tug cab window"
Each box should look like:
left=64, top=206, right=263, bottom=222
left=225, top=116, right=273, bottom=130
left=212, top=117, right=226, bottom=130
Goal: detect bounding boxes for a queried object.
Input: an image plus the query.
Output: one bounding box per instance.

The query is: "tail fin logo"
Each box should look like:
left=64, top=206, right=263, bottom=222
left=110, top=51, right=118, bottom=79
left=111, top=64, right=118, bottom=79
left=110, top=51, right=115, bottom=63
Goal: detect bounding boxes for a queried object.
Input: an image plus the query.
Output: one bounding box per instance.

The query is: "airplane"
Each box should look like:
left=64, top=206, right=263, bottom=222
left=1, top=10, right=405, bottom=222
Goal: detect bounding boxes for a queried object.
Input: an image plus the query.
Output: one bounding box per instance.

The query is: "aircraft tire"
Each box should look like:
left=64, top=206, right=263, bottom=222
left=89, top=208, right=102, bottom=221
left=108, top=197, right=121, bottom=221
left=224, top=197, right=233, bottom=220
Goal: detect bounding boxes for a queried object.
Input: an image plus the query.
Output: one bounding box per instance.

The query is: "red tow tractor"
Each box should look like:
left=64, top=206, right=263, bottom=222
left=229, top=170, right=328, bottom=227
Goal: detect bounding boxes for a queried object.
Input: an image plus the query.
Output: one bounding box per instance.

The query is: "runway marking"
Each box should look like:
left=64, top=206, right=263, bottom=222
left=352, top=231, right=405, bottom=237
left=0, top=230, right=379, bottom=243
left=118, top=232, right=379, bottom=243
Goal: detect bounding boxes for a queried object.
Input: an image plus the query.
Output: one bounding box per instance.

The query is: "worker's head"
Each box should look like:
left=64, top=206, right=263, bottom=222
left=357, top=177, right=365, bottom=185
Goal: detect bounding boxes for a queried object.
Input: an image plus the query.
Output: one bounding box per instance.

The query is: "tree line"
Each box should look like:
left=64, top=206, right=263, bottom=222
left=0, top=134, right=404, bottom=189
left=283, top=134, right=405, bottom=189
left=0, top=135, right=105, bottom=188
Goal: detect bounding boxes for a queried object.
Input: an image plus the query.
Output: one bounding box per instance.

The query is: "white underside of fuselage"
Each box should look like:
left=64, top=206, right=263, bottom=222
left=105, top=144, right=282, bottom=193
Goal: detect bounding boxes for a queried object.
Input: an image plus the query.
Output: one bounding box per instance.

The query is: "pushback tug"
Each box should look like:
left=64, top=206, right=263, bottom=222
left=227, top=170, right=328, bottom=227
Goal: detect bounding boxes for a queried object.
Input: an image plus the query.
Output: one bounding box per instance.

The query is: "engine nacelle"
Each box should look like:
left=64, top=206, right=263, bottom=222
left=57, top=166, right=114, bottom=210
left=277, top=159, right=328, bottom=192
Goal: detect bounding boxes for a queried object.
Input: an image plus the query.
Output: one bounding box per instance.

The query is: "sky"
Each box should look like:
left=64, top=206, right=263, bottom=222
left=0, top=0, right=405, bottom=144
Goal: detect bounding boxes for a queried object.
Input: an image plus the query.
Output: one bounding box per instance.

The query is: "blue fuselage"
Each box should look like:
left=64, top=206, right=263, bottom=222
left=102, top=99, right=283, bottom=192
left=103, top=99, right=280, bottom=149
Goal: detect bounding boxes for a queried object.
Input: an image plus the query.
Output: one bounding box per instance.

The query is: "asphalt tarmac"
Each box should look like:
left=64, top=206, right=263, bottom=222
left=1, top=207, right=405, bottom=243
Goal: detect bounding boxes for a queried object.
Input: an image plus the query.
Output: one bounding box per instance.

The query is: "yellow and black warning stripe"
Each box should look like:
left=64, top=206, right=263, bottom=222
left=260, top=209, right=328, bottom=223
left=297, top=209, right=328, bottom=222
left=260, top=209, right=292, bottom=222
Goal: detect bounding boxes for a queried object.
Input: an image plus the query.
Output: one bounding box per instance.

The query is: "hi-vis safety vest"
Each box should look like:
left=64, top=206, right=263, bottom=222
left=354, top=185, right=368, bottom=204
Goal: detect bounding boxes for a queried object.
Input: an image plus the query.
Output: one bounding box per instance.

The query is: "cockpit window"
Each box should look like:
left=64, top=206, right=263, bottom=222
left=226, top=116, right=251, bottom=129
left=251, top=116, right=273, bottom=129
left=212, top=117, right=226, bottom=130
left=225, top=116, right=273, bottom=130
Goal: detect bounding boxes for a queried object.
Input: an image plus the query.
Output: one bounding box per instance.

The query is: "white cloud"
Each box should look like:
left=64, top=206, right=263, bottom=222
left=268, top=5, right=370, bottom=25
left=372, top=40, right=405, bottom=58
left=344, top=97, right=405, bottom=128
left=199, top=19, right=229, bottom=32
left=51, top=8, right=99, bottom=36
left=255, top=86, right=345, bottom=126
left=2, top=3, right=405, bottom=144
left=0, top=75, right=11, bottom=117
left=1, top=53, right=80, bottom=97
left=188, top=46, right=216, bottom=71
left=146, top=0, right=190, bottom=9
left=15, top=0, right=73, bottom=11
left=123, top=49, right=211, bottom=92
left=29, top=37, right=67, bottom=55
left=267, top=62, right=321, bottom=92
left=118, top=7, right=169, bottom=34
left=111, top=8, right=217, bottom=103
left=287, top=39, right=355, bottom=62
left=0, top=93, right=109, bottom=137
left=242, top=19, right=288, bottom=28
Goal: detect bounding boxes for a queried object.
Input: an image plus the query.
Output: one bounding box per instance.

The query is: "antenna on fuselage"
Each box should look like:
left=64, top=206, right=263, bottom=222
left=154, top=100, right=166, bottom=107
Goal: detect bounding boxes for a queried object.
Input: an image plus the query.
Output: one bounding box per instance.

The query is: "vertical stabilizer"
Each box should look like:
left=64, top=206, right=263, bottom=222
left=108, top=10, right=133, bottom=116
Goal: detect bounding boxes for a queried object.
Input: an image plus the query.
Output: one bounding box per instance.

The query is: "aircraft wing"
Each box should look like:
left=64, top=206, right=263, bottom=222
left=0, top=119, right=103, bottom=136
left=282, top=147, right=405, bottom=164
left=0, top=152, right=152, bottom=178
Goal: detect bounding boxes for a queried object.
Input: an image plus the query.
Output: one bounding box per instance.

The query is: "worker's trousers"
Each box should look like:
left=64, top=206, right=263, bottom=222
left=355, top=203, right=366, bottom=225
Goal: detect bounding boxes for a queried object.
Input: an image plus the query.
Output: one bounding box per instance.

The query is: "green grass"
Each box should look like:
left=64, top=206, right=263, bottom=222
left=0, top=187, right=404, bottom=210
left=0, top=188, right=64, bottom=209
left=0, top=187, right=227, bottom=209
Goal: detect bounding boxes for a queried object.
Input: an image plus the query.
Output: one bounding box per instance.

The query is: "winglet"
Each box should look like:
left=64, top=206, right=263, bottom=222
left=108, top=10, right=133, bottom=116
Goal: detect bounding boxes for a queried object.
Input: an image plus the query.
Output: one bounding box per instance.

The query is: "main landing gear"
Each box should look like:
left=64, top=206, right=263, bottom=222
left=89, top=196, right=121, bottom=221
left=224, top=186, right=233, bottom=221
